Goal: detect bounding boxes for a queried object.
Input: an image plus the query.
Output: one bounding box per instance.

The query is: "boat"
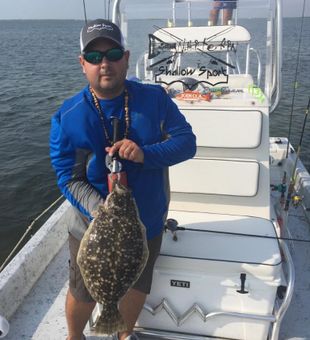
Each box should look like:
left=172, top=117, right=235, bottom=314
left=1, top=0, right=310, bottom=339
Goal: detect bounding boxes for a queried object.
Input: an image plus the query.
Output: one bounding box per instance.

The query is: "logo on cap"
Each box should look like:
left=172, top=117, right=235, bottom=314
left=87, top=23, right=114, bottom=33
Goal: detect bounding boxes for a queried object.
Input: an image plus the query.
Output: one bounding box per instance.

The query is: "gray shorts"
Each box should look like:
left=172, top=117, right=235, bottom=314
left=68, top=232, right=162, bottom=303
left=214, top=0, right=237, bottom=9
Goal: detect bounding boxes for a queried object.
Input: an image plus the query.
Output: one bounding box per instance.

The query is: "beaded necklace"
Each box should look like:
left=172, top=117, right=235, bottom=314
left=89, top=86, right=130, bottom=146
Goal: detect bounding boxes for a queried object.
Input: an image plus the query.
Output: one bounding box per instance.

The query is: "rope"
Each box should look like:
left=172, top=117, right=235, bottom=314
left=0, top=195, right=64, bottom=273
left=286, top=0, right=307, bottom=158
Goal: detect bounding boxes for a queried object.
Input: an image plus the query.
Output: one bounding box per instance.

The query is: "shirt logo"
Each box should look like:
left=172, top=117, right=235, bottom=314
left=87, top=23, right=113, bottom=33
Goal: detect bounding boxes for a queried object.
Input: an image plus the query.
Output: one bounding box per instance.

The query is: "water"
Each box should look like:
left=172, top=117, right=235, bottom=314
left=0, top=18, right=309, bottom=266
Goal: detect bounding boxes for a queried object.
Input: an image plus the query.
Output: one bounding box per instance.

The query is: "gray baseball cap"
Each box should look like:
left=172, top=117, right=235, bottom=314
left=80, top=19, right=124, bottom=52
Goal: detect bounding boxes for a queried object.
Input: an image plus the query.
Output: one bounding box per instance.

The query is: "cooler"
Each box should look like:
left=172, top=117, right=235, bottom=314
left=137, top=210, right=282, bottom=340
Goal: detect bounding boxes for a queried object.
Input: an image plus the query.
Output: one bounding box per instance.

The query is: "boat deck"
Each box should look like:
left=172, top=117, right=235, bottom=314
left=4, top=206, right=310, bottom=340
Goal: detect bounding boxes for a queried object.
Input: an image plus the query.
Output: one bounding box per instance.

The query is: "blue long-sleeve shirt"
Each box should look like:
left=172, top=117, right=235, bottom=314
left=50, top=80, right=196, bottom=240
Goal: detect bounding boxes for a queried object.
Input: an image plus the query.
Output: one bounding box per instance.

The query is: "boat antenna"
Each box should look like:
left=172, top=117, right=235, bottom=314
left=107, top=0, right=111, bottom=20
left=285, top=0, right=307, bottom=158
left=82, top=0, right=88, bottom=23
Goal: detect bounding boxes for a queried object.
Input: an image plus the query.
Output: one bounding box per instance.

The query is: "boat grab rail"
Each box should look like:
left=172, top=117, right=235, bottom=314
left=249, top=47, right=262, bottom=88
left=135, top=328, right=228, bottom=340
left=112, top=0, right=122, bottom=27
left=270, top=239, right=295, bottom=340
left=135, top=50, right=159, bottom=81
left=270, top=0, right=282, bottom=113
left=143, top=298, right=276, bottom=326
left=89, top=297, right=277, bottom=338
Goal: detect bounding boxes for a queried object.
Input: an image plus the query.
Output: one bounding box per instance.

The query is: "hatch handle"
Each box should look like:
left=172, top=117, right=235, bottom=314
left=237, top=273, right=249, bottom=294
left=165, top=218, right=179, bottom=241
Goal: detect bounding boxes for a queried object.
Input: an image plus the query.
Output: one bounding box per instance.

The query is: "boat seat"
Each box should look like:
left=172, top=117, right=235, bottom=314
left=169, top=156, right=269, bottom=218
left=180, top=108, right=262, bottom=149
left=170, top=158, right=259, bottom=197
left=169, top=107, right=270, bottom=219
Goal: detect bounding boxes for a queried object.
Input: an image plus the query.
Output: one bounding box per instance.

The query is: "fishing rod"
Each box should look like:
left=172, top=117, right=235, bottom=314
left=276, top=0, right=307, bottom=213
left=285, top=0, right=307, bottom=159
left=164, top=219, right=310, bottom=244
left=82, top=0, right=87, bottom=23
left=284, top=96, right=310, bottom=212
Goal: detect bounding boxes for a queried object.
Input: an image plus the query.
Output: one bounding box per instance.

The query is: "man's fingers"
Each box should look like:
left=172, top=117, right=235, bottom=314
left=105, top=139, right=144, bottom=163
left=120, top=144, right=134, bottom=158
left=127, top=149, right=139, bottom=161
left=106, top=140, right=123, bottom=156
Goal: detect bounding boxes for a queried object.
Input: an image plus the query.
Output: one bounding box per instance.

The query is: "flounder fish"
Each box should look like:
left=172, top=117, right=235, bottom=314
left=77, top=181, right=149, bottom=334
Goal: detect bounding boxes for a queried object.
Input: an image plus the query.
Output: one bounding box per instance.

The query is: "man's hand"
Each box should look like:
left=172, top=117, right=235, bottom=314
left=105, top=139, right=144, bottom=163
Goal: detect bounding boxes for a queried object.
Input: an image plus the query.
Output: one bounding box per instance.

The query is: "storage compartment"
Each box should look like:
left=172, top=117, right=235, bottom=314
left=137, top=210, right=282, bottom=340
left=170, top=158, right=260, bottom=197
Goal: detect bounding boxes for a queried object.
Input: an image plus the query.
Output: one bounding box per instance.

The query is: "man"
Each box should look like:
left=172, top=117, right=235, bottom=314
left=50, top=19, right=196, bottom=340
left=209, top=0, right=238, bottom=25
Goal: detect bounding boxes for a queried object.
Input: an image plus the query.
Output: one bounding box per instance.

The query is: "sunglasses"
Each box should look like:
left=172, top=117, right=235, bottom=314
left=83, top=48, right=124, bottom=64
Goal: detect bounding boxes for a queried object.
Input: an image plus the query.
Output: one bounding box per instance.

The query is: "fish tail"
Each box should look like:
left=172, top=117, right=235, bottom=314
left=93, top=305, right=127, bottom=335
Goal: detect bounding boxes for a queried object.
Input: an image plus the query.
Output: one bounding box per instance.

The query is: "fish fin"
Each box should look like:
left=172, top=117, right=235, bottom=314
left=91, top=210, right=99, bottom=219
left=93, top=304, right=127, bottom=335
left=91, top=200, right=105, bottom=219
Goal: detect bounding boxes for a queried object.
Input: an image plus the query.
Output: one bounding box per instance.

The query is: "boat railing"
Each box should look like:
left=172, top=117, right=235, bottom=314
left=250, top=47, right=262, bottom=87
left=135, top=50, right=149, bottom=81
left=270, top=0, right=282, bottom=113
left=270, top=238, right=295, bottom=340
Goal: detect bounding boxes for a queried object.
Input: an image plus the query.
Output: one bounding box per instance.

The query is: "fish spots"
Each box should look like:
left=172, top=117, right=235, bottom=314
left=76, top=182, right=149, bottom=335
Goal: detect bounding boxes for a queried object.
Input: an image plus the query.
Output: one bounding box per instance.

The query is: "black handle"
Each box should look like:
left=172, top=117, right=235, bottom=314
left=237, top=273, right=249, bottom=294
left=111, top=117, right=121, bottom=161
left=111, top=117, right=120, bottom=144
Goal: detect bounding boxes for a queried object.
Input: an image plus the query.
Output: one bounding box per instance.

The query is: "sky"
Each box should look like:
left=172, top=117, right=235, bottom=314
left=0, top=0, right=309, bottom=20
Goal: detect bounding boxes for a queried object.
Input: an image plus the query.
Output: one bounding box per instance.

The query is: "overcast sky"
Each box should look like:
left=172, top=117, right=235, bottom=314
left=0, top=0, right=309, bottom=20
